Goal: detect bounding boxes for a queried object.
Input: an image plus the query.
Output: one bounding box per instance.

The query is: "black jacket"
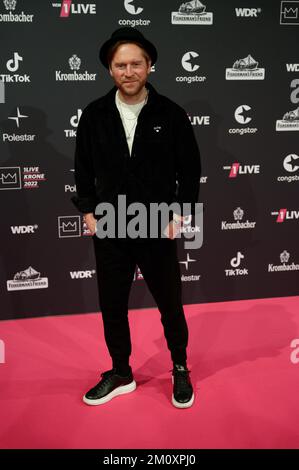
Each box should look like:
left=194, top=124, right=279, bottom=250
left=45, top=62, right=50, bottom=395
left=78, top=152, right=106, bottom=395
left=71, top=82, right=201, bottom=217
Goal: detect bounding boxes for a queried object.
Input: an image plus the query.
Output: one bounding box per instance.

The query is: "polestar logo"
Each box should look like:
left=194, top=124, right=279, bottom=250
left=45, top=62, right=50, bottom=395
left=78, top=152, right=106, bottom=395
left=234, top=105, right=252, bottom=124
left=179, top=253, right=196, bottom=270
left=8, top=107, right=27, bottom=128
left=124, top=0, right=143, bottom=15
left=283, top=154, right=299, bottom=172
left=182, top=51, right=200, bottom=72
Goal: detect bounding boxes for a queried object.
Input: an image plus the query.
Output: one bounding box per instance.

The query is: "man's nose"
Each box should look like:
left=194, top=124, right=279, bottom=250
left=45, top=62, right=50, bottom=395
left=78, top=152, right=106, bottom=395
left=124, top=65, right=134, bottom=76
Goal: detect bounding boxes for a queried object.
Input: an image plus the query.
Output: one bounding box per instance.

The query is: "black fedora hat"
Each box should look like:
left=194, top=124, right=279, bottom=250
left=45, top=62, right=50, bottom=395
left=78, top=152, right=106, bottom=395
left=99, top=27, right=157, bottom=69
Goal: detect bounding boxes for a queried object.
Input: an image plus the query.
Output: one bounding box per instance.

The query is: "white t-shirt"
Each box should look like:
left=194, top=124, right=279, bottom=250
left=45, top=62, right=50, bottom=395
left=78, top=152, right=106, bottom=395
left=115, top=90, right=146, bottom=155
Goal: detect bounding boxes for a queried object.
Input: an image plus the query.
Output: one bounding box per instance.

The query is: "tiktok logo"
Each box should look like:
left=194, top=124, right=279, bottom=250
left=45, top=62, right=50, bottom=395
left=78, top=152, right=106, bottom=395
left=225, top=251, right=248, bottom=276
left=70, top=109, right=82, bottom=127
left=6, top=52, right=23, bottom=72
left=230, top=251, right=244, bottom=268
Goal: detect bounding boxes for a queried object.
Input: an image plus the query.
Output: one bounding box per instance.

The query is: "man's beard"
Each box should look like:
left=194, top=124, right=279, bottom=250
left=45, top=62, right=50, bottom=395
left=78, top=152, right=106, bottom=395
left=118, top=79, right=146, bottom=97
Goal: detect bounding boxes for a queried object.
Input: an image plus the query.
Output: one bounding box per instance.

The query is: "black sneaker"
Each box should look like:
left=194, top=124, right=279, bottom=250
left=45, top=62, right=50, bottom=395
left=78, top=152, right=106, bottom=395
left=172, top=364, right=194, bottom=408
left=83, top=368, right=136, bottom=406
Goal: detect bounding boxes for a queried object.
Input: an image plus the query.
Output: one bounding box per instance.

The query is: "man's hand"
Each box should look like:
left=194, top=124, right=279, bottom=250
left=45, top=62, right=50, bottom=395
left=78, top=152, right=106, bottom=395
left=84, top=213, right=97, bottom=235
left=163, top=214, right=185, bottom=239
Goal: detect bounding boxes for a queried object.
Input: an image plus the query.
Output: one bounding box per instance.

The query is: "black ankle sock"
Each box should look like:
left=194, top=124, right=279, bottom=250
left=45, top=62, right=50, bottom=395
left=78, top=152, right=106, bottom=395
left=113, top=363, right=131, bottom=377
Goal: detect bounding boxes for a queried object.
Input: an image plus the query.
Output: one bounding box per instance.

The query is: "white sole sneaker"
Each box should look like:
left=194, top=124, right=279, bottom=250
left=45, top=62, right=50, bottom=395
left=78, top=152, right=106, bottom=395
left=172, top=392, right=194, bottom=408
left=171, top=375, right=195, bottom=408
left=83, top=380, right=137, bottom=406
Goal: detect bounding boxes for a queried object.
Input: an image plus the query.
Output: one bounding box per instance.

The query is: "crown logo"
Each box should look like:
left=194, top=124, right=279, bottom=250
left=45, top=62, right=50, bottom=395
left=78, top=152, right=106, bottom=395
left=62, top=221, right=77, bottom=232
left=68, top=55, right=81, bottom=71
left=283, top=7, right=298, bottom=19
left=1, top=172, right=17, bottom=184
left=280, top=250, right=290, bottom=264
left=233, top=207, right=244, bottom=221
left=4, top=0, right=17, bottom=10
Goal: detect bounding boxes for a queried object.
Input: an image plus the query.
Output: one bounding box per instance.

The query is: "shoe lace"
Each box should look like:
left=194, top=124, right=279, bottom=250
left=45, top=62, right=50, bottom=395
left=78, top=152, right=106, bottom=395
left=96, top=369, right=115, bottom=390
left=171, top=368, right=191, bottom=391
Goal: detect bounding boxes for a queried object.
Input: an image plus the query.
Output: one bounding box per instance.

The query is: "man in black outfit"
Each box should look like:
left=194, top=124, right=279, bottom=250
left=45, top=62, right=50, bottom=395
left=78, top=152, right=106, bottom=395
left=72, top=27, right=201, bottom=408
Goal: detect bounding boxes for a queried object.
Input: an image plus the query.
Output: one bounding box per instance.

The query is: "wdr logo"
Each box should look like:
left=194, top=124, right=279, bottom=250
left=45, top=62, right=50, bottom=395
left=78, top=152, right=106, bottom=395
left=52, top=1, right=96, bottom=17
left=271, top=208, right=299, bottom=222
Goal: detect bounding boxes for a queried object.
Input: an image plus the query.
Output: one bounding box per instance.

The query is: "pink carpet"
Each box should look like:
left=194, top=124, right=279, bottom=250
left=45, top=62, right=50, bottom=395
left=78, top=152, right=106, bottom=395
left=0, top=296, right=299, bottom=449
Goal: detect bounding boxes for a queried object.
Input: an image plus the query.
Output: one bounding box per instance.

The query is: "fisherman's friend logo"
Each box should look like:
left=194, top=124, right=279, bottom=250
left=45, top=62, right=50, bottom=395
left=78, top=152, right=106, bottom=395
left=171, top=0, right=213, bottom=24
left=276, top=107, right=299, bottom=131
left=226, top=54, right=265, bottom=80
left=7, top=266, right=49, bottom=291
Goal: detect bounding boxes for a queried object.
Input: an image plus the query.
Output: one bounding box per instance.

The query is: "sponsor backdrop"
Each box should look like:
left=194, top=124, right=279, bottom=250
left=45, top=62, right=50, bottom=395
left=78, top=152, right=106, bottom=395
left=0, top=0, right=298, bottom=320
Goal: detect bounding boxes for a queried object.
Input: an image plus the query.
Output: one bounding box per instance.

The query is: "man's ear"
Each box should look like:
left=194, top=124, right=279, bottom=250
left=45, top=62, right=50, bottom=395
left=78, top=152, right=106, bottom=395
left=109, top=66, right=113, bottom=77
left=147, top=60, right=152, bottom=74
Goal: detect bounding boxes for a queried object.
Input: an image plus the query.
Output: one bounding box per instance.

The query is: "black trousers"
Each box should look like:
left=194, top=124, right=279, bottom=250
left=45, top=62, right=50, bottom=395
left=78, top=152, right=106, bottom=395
left=92, top=236, right=189, bottom=368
